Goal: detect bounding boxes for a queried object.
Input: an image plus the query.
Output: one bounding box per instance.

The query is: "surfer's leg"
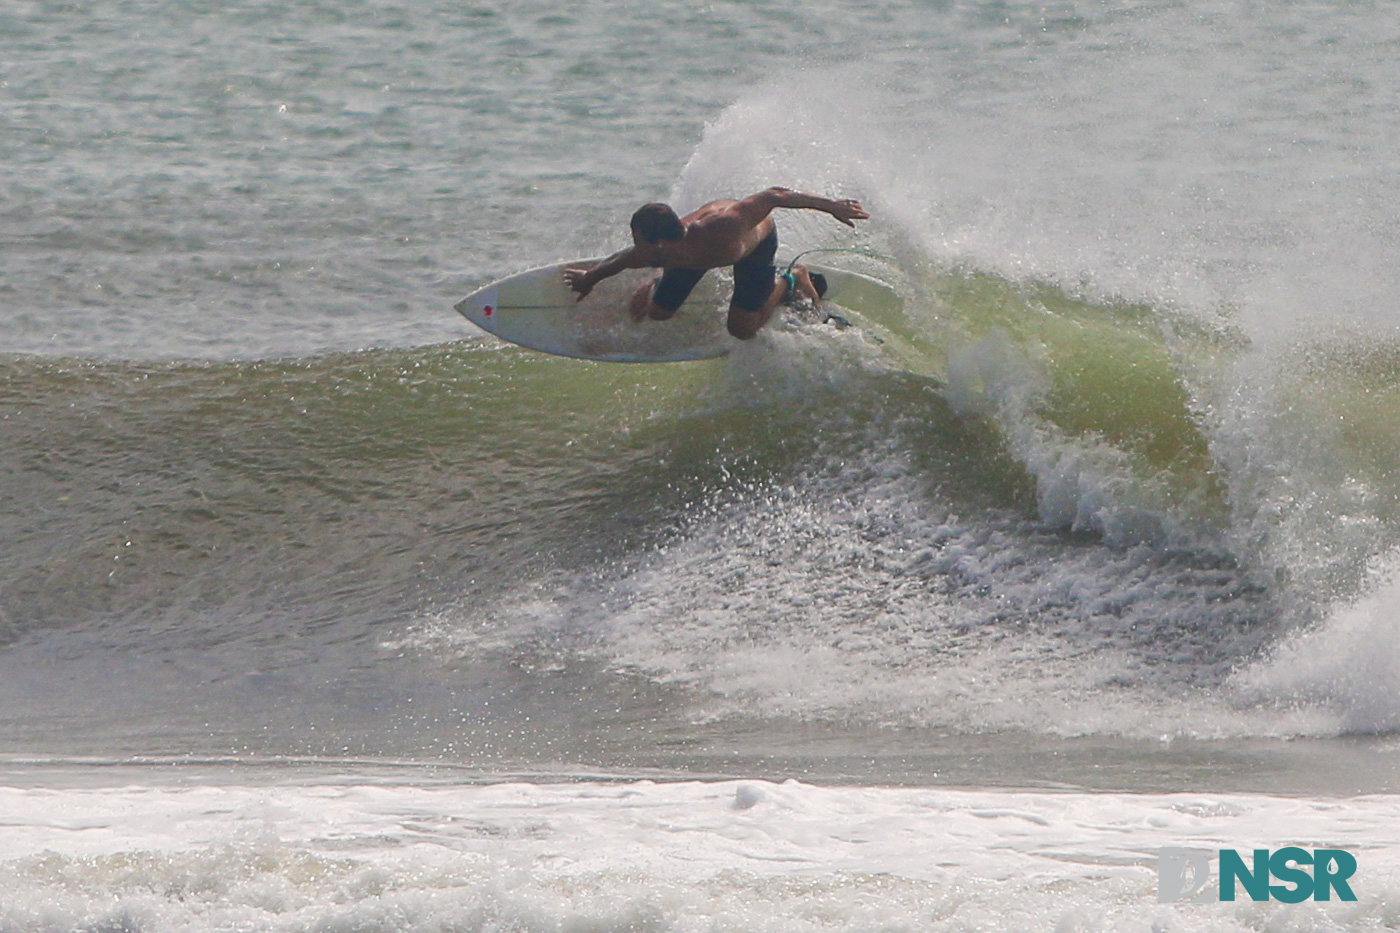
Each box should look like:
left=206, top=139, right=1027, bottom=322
left=726, top=227, right=781, bottom=339
left=628, top=279, right=656, bottom=321
left=633, top=267, right=706, bottom=322
left=727, top=278, right=787, bottom=340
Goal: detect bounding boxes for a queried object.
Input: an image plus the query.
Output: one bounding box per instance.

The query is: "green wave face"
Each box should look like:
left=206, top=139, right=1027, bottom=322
left=834, top=261, right=1242, bottom=543
left=0, top=262, right=1253, bottom=650
left=7, top=263, right=1400, bottom=749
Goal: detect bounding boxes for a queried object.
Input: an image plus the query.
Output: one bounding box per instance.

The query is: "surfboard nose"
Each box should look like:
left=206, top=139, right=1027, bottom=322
left=454, top=285, right=499, bottom=330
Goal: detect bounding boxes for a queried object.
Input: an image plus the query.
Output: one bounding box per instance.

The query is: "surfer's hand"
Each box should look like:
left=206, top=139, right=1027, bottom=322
left=829, top=198, right=869, bottom=227
left=563, top=267, right=593, bottom=300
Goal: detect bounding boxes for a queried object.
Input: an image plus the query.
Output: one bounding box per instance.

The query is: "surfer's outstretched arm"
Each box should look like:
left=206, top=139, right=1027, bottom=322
left=735, top=187, right=870, bottom=228
left=564, top=248, right=645, bottom=300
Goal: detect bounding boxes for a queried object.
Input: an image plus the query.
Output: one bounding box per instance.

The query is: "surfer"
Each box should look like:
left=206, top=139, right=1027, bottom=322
left=562, top=187, right=868, bottom=339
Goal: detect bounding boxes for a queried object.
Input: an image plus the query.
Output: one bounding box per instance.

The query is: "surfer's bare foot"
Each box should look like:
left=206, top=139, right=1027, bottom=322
left=791, top=264, right=823, bottom=311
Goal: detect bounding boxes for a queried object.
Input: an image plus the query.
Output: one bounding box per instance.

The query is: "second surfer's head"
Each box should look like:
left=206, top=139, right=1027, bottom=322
left=630, top=203, right=685, bottom=244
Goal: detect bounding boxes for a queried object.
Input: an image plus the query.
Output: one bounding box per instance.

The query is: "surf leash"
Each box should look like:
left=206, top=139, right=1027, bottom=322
left=782, top=246, right=891, bottom=276
left=781, top=247, right=890, bottom=328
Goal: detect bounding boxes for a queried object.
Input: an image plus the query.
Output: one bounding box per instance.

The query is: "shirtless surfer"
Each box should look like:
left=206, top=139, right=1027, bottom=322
left=563, top=187, right=869, bottom=340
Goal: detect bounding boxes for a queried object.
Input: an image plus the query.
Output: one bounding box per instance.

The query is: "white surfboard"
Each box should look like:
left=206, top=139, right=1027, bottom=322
left=453, top=258, right=901, bottom=363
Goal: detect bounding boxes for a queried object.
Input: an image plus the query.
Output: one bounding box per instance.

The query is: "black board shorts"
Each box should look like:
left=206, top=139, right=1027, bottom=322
left=651, top=228, right=779, bottom=314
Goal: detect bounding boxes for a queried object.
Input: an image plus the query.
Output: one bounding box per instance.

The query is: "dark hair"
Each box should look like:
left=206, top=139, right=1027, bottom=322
left=630, top=203, right=685, bottom=243
left=809, top=272, right=828, bottom=298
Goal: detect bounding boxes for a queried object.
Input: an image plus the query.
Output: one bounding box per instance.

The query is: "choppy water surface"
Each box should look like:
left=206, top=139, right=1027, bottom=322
left=5, top=1, right=1400, bottom=930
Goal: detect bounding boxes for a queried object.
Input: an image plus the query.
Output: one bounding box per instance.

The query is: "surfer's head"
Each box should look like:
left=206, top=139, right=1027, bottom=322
left=630, top=203, right=685, bottom=244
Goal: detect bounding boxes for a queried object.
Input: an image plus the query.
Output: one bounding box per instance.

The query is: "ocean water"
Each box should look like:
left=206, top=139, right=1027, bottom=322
left=5, top=0, right=1400, bottom=929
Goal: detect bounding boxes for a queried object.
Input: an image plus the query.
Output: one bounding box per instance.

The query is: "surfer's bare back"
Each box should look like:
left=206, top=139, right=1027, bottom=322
left=563, top=187, right=869, bottom=340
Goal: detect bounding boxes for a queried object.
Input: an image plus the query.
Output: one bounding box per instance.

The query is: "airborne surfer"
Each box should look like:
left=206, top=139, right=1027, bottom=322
left=562, top=187, right=869, bottom=340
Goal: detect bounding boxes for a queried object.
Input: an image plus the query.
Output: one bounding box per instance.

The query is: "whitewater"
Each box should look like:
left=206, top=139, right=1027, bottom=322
left=4, top=0, right=1400, bottom=929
